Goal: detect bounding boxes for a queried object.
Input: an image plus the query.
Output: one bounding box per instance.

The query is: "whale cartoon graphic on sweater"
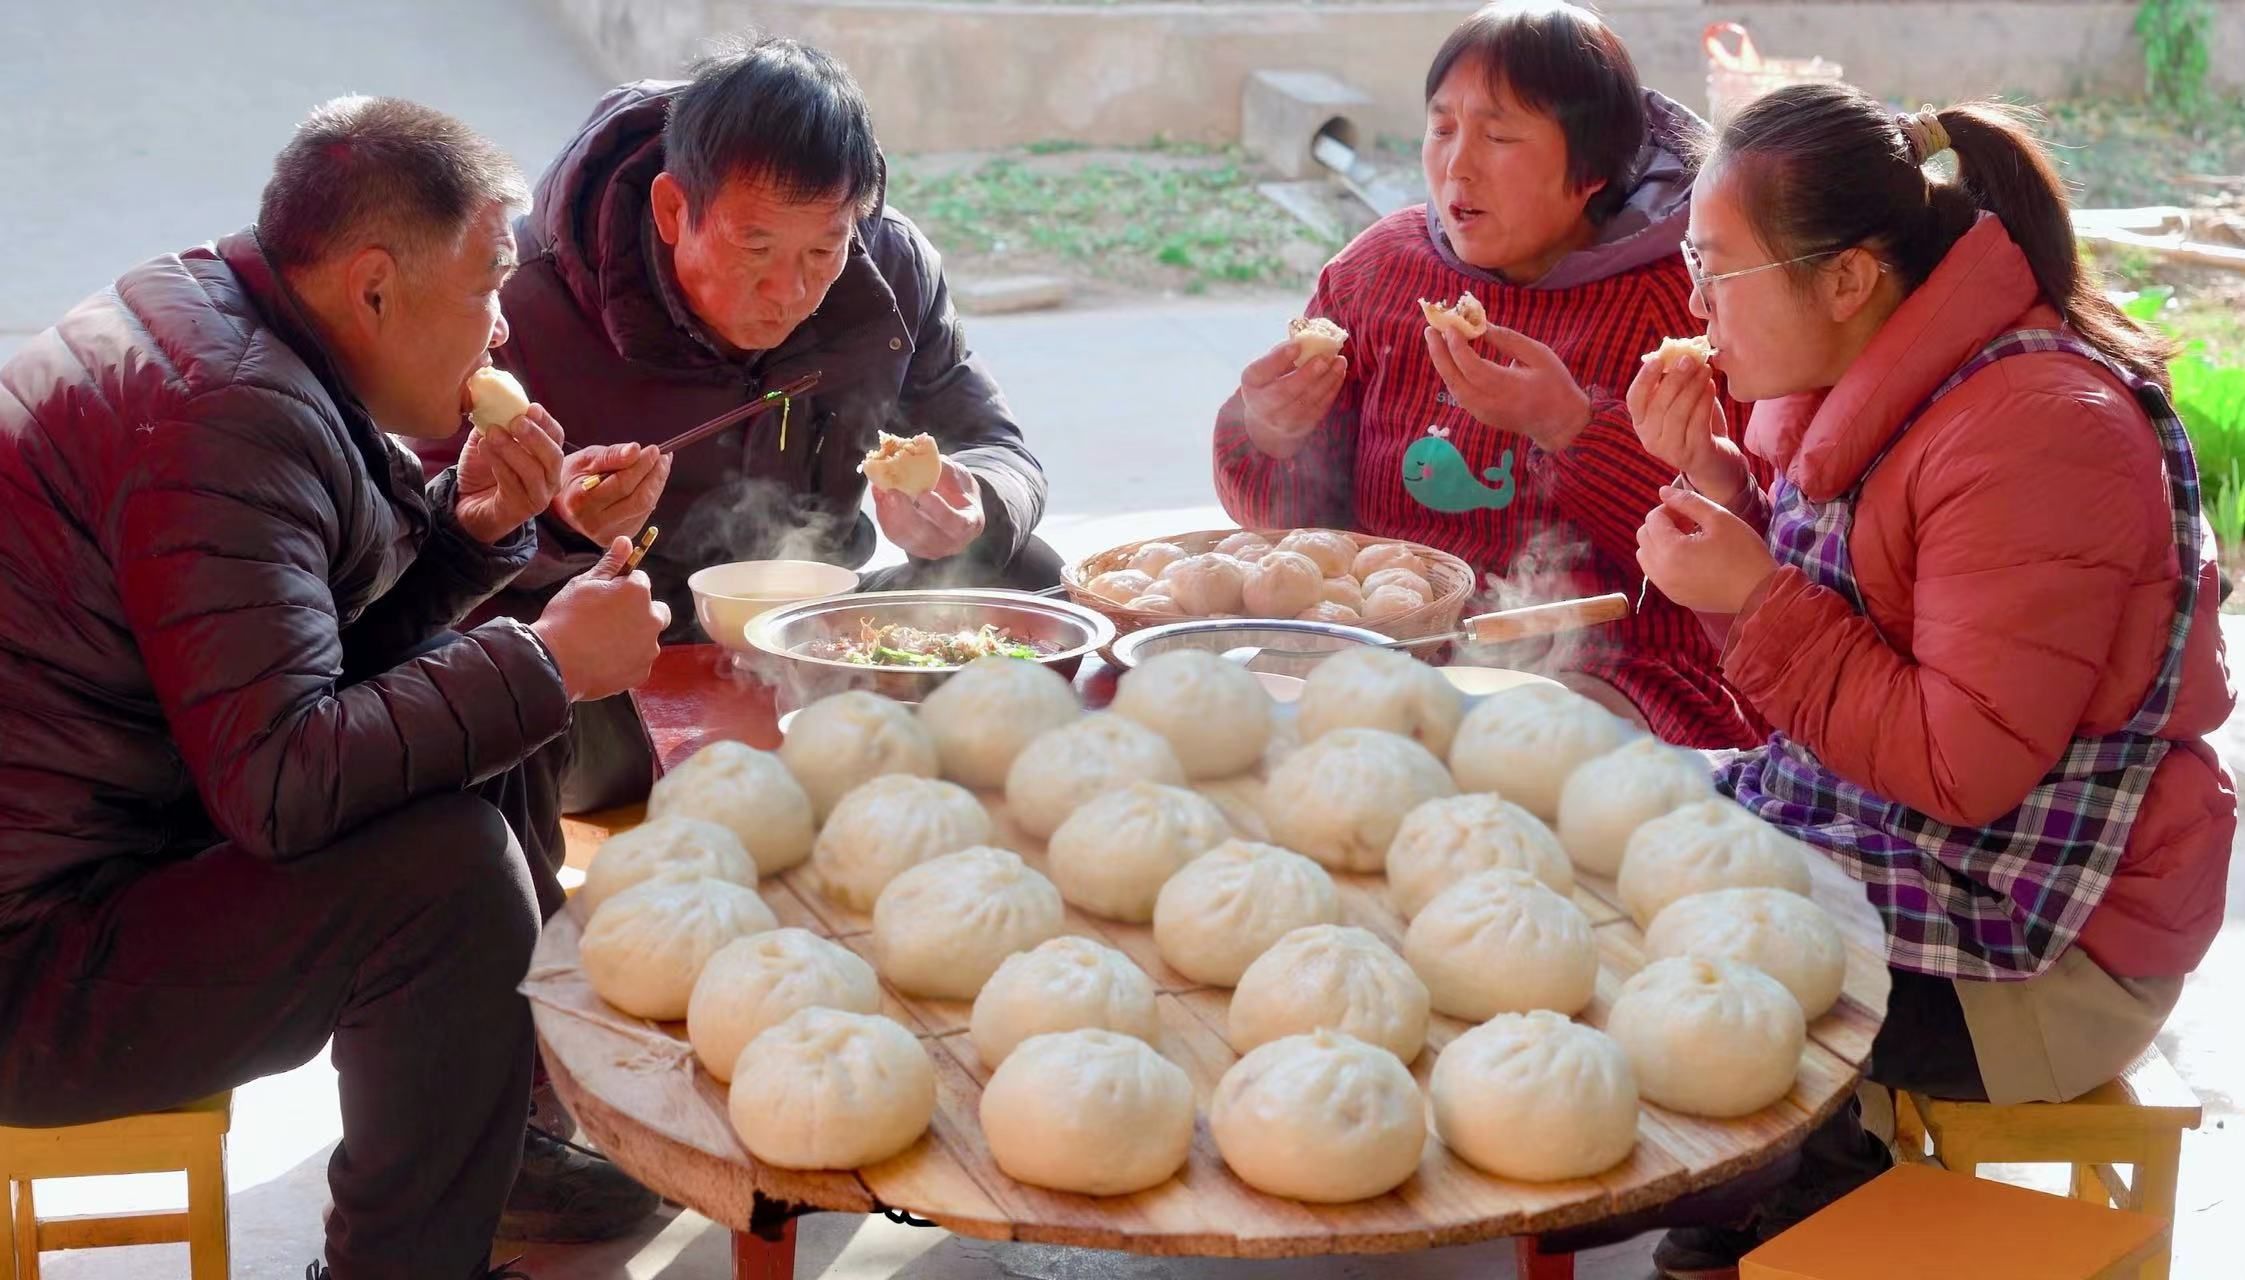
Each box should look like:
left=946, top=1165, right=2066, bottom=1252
left=1402, top=425, right=1515, bottom=513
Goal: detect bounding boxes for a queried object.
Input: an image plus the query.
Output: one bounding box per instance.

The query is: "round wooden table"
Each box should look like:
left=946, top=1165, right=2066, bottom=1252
left=533, top=649, right=1889, bottom=1279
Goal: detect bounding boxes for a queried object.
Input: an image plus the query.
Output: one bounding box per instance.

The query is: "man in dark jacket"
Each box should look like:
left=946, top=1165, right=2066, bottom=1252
left=0, top=98, right=666, bottom=1279
left=413, top=37, right=1059, bottom=811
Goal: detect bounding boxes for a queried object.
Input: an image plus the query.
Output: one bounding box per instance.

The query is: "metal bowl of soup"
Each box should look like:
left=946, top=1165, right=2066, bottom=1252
left=744, top=589, right=1116, bottom=715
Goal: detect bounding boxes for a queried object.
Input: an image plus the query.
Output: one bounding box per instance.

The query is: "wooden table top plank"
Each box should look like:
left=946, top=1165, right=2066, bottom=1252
left=531, top=649, right=1887, bottom=1251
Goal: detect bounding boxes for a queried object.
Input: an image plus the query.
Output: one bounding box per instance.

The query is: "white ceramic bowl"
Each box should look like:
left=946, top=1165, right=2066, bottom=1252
left=688, top=560, right=861, bottom=652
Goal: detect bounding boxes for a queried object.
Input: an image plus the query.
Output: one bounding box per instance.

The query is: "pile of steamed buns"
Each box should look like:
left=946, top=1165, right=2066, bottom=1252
left=1087, top=529, right=1439, bottom=625
left=575, top=647, right=1845, bottom=1203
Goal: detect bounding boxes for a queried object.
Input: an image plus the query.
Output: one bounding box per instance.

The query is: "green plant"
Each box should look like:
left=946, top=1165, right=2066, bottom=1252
left=888, top=149, right=1333, bottom=291
left=2134, top=0, right=2212, bottom=114
left=2129, top=287, right=2245, bottom=551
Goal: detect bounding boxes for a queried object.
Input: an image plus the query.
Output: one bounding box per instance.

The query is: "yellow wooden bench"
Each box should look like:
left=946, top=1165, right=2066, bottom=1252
left=1892, top=1045, right=2201, bottom=1280
left=0, top=1091, right=231, bottom=1279
left=1743, top=1163, right=2168, bottom=1280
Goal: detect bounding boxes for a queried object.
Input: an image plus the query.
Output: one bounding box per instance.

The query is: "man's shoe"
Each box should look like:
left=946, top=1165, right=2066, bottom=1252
left=527, top=1075, right=577, bottom=1144
left=1651, top=1221, right=1762, bottom=1280
left=496, top=1127, right=660, bottom=1243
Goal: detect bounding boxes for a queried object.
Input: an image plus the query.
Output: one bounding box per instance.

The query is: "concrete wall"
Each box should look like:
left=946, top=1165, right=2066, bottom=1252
left=548, top=0, right=2245, bottom=155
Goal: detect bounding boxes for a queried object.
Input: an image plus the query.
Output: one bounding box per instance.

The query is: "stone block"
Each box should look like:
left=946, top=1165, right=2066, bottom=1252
left=954, top=274, right=1071, bottom=316
left=1241, top=70, right=1371, bottom=182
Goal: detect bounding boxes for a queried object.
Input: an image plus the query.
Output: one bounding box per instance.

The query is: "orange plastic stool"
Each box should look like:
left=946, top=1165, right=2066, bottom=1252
left=1744, top=1163, right=2166, bottom=1280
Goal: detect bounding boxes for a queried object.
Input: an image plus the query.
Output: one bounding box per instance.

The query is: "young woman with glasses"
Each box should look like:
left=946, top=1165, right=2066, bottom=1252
left=1621, top=81, right=2234, bottom=1276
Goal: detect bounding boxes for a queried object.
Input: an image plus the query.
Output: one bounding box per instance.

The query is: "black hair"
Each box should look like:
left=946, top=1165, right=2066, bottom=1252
left=1714, top=83, right=2172, bottom=389
left=1425, top=2, right=1648, bottom=224
left=664, top=36, right=883, bottom=222
left=259, top=95, right=528, bottom=270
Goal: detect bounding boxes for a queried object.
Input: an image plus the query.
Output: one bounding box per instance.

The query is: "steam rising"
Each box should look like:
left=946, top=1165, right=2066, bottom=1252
left=1455, top=529, right=1614, bottom=680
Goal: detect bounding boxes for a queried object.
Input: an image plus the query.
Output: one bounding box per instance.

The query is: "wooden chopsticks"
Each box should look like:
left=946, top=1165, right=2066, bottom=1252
left=579, top=371, right=823, bottom=492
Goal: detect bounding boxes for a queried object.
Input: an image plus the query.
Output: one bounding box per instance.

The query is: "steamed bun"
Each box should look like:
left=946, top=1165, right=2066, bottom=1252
left=1606, top=957, right=1805, bottom=1118
left=1286, top=316, right=1350, bottom=367
left=466, top=366, right=529, bottom=430
left=1361, top=568, right=1432, bottom=601
left=1161, top=553, right=1247, bottom=615
left=1153, top=840, right=1340, bottom=986
left=1278, top=529, right=1360, bottom=578
left=1449, top=685, right=1634, bottom=819
left=1299, top=601, right=1363, bottom=624
left=647, top=740, right=816, bottom=876
left=729, top=1008, right=935, bottom=1168
left=1229, top=924, right=1430, bottom=1063
left=1210, top=1030, right=1426, bottom=1202
left=811, top=775, right=992, bottom=911
left=1216, top=531, right=1274, bottom=562
left=859, top=432, right=942, bottom=494
left=1404, top=869, right=1596, bottom=1020
left=1242, top=550, right=1325, bottom=618
left=1111, top=649, right=1272, bottom=779
left=1430, top=1011, right=1639, bottom=1182
left=871, top=847, right=1065, bottom=1000
left=581, top=877, right=779, bottom=1021
left=1558, top=738, right=1715, bottom=877
left=1420, top=292, right=1489, bottom=340
left=1264, top=728, right=1457, bottom=873
left=1352, top=542, right=1428, bottom=582
left=1296, top=647, right=1464, bottom=757
left=970, top=937, right=1160, bottom=1066
left=1047, top=782, right=1233, bottom=922
left=1130, top=541, right=1189, bottom=578
left=1362, top=584, right=1427, bottom=621
left=1088, top=568, right=1156, bottom=605
left=1643, top=888, right=1845, bottom=1019
left=1617, top=800, right=1813, bottom=927
left=1320, top=575, right=1367, bottom=612
left=1003, top=713, right=1186, bottom=840
left=1131, top=589, right=1184, bottom=616
left=580, top=815, right=754, bottom=916
left=1385, top=793, right=1572, bottom=919
left=779, top=690, right=938, bottom=821
left=981, top=1029, right=1194, bottom=1196
left=915, top=655, right=1079, bottom=789
left=687, top=928, right=881, bottom=1082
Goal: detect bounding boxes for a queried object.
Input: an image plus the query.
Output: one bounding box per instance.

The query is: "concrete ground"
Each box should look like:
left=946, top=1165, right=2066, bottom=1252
left=2, top=2, right=2239, bottom=1278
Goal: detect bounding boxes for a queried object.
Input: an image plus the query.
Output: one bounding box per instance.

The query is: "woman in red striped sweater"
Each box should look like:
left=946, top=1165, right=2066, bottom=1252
left=1213, top=1, right=1757, bottom=748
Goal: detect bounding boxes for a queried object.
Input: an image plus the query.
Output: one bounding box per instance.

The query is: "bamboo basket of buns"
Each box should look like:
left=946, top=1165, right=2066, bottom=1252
left=1063, top=528, right=1475, bottom=646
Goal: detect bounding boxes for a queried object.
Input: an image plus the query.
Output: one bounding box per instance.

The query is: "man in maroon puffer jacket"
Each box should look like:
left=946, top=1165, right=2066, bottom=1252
left=412, top=37, right=1059, bottom=814
left=0, top=99, right=666, bottom=1278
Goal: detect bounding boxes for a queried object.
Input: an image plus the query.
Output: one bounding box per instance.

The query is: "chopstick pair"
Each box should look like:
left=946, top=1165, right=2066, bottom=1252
left=577, top=372, right=823, bottom=492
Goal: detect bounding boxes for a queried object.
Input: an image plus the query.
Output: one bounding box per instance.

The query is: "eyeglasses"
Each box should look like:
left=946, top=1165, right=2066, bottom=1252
left=1681, top=240, right=1842, bottom=314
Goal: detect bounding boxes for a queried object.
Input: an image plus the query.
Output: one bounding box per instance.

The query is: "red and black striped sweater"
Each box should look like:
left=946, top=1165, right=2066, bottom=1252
left=1214, top=205, right=1759, bottom=748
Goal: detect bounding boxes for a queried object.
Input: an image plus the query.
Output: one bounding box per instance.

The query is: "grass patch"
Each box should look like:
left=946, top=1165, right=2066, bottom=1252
left=889, top=149, right=1339, bottom=293
left=2088, top=242, right=2245, bottom=364
left=2033, top=95, right=2245, bottom=208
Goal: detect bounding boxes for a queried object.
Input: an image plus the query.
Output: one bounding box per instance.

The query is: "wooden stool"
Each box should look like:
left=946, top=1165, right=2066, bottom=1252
left=1891, top=1046, right=2200, bottom=1280
left=0, top=1092, right=232, bottom=1280
left=1743, top=1163, right=2166, bottom=1279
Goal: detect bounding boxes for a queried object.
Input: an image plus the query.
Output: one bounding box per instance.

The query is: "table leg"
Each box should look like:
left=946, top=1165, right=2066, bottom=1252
left=732, top=1218, right=797, bottom=1280
left=1514, top=1236, right=1574, bottom=1280
left=733, top=1194, right=803, bottom=1280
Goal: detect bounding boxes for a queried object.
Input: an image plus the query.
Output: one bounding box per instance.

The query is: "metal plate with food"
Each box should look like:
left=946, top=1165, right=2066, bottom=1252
left=745, top=589, right=1115, bottom=714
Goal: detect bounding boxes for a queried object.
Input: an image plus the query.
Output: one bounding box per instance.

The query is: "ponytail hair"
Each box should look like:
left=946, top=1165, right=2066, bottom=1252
left=1710, top=84, right=2173, bottom=390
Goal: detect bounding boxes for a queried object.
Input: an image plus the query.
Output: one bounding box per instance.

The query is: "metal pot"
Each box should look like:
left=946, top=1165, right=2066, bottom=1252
left=744, top=589, right=1116, bottom=716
